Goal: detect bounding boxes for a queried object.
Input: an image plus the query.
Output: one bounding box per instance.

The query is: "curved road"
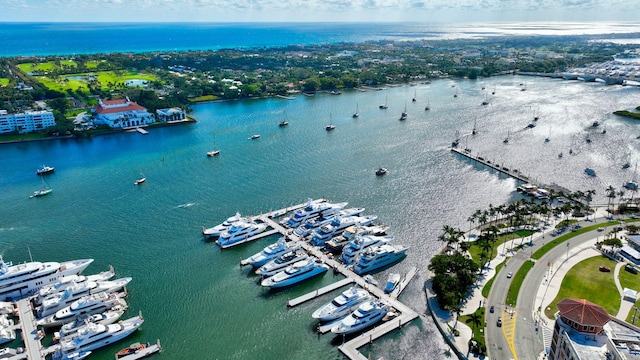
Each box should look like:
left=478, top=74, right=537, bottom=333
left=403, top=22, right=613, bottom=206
left=485, top=215, right=614, bottom=360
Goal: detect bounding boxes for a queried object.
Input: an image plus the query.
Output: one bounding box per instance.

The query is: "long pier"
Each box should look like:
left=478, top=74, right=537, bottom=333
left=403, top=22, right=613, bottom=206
left=255, top=208, right=419, bottom=360
left=451, top=147, right=533, bottom=184
left=287, top=278, right=354, bottom=307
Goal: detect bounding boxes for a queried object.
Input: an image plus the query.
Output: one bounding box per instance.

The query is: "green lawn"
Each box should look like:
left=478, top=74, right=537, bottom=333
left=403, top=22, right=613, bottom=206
left=544, top=256, right=619, bottom=319
left=531, top=221, right=620, bottom=260
left=18, top=61, right=57, bottom=73
left=189, top=95, right=219, bottom=102
left=468, top=230, right=533, bottom=265
left=35, top=76, right=89, bottom=93
left=459, top=307, right=487, bottom=355
left=60, top=60, right=77, bottom=68
left=0, top=78, right=9, bottom=87
left=85, top=60, right=104, bottom=69
left=505, top=260, right=534, bottom=307
left=96, top=71, right=157, bottom=87
left=482, top=262, right=504, bottom=298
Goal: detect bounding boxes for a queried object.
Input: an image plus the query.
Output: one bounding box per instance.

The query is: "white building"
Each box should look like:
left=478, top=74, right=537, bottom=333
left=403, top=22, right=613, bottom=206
left=0, top=109, right=56, bottom=134
left=92, top=97, right=154, bottom=129
left=549, top=298, right=640, bottom=360
left=156, top=107, right=186, bottom=122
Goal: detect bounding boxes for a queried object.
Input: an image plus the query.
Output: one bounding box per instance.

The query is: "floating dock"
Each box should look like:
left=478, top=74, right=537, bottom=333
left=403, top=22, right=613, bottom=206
left=253, top=206, right=419, bottom=360
left=135, top=127, right=148, bottom=135
left=390, top=266, right=418, bottom=300
left=451, top=147, right=533, bottom=184
left=287, top=278, right=354, bottom=307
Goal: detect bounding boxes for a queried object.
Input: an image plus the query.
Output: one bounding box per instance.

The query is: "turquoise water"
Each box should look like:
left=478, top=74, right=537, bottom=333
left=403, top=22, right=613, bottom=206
left=1, top=75, right=639, bottom=359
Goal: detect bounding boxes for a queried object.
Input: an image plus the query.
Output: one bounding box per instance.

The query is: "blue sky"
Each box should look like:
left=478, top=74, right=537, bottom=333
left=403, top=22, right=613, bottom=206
left=2, top=0, right=638, bottom=22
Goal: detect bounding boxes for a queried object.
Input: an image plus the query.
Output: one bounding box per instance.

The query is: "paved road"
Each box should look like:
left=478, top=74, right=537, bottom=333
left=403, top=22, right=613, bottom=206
left=485, top=215, right=614, bottom=360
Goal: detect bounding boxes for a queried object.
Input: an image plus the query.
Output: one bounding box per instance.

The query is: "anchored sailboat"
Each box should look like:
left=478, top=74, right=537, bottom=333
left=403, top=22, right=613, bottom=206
left=207, top=132, right=221, bottom=157
left=400, top=103, right=407, bottom=120
left=326, top=113, right=336, bottom=131
left=352, top=103, right=359, bottom=118
left=30, top=175, right=52, bottom=198
left=379, top=96, right=388, bottom=109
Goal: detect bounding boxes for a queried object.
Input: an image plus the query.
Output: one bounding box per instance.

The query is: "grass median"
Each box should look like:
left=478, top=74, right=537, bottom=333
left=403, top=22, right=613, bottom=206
left=531, top=221, right=619, bottom=260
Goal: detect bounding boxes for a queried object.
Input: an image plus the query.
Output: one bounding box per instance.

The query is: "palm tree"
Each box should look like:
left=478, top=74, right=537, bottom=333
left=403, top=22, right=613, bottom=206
left=617, top=189, right=626, bottom=215
left=584, top=189, right=596, bottom=219
left=606, top=185, right=616, bottom=216
left=466, top=311, right=483, bottom=334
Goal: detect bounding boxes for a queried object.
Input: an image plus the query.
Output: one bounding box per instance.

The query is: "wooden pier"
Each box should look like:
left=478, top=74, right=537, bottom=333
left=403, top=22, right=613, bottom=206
left=255, top=210, right=419, bottom=360
left=135, top=127, right=148, bottom=135
left=451, top=147, right=533, bottom=184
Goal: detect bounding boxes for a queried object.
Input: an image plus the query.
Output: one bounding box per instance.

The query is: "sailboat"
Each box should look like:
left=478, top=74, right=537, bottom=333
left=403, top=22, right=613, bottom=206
left=545, top=127, right=551, bottom=143
left=325, top=113, right=335, bottom=131
left=352, top=103, right=359, bottom=118
left=424, top=98, right=430, bottom=111
left=278, top=112, right=289, bottom=127
left=379, top=96, right=388, bottom=109
left=503, top=130, right=510, bottom=144
left=412, top=89, right=417, bottom=102
left=472, top=119, right=478, bottom=135
left=399, top=103, right=407, bottom=120
left=30, top=175, right=52, bottom=198
left=207, top=133, right=221, bottom=157
left=492, top=85, right=496, bottom=95
left=454, top=88, right=458, bottom=98
left=481, top=91, right=489, bottom=106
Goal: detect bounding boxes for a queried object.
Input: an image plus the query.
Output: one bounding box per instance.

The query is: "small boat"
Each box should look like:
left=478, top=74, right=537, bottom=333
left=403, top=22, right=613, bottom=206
left=375, top=168, right=387, bottom=176
left=326, top=113, right=335, bottom=131
left=240, top=237, right=299, bottom=268
left=248, top=134, right=261, bottom=140
left=623, top=163, right=631, bottom=169
left=279, top=112, right=289, bottom=127
left=331, top=300, right=388, bottom=335
left=134, top=175, right=146, bottom=185
left=558, top=152, right=563, bottom=159
left=312, top=286, right=371, bottom=322
left=384, top=273, right=401, bottom=293
left=352, top=244, right=408, bottom=275
left=592, top=121, right=600, bottom=127
left=584, top=168, right=596, bottom=177
left=260, top=258, right=328, bottom=288
left=36, top=165, right=55, bottom=175
left=399, top=103, right=407, bottom=120
left=624, top=180, right=638, bottom=191
left=352, top=103, right=359, bottom=118
left=472, top=119, right=478, bottom=135
left=424, top=98, right=430, bottom=111
left=503, top=130, right=510, bottom=144
left=115, top=339, right=162, bottom=360
left=379, top=96, right=388, bottom=109
left=412, top=89, right=417, bottom=102
left=31, top=174, right=52, bottom=198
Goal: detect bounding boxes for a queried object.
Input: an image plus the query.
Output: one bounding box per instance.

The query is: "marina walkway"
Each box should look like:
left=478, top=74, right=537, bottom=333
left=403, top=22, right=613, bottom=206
left=451, top=147, right=533, bottom=184
left=16, top=299, right=42, bottom=360
left=287, top=278, right=354, bottom=307
left=256, top=211, right=419, bottom=360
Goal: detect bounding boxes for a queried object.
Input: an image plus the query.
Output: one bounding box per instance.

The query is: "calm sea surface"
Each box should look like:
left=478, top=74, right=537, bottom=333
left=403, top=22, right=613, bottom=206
left=1, top=74, right=639, bottom=359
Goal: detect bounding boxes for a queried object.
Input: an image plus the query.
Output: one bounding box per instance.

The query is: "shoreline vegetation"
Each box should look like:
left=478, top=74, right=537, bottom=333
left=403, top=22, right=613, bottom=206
left=1, top=32, right=639, bottom=143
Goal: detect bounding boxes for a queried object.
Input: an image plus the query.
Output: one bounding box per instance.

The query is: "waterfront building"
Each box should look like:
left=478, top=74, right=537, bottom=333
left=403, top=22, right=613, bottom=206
left=549, top=298, right=640, bottom=360
left=92, top=97, right=154, bottom=129
left=156, top=107, right=186, bottom=122
left=620, top=235, right=640, bottom=265
left=0, top=109, right=56, bottom=134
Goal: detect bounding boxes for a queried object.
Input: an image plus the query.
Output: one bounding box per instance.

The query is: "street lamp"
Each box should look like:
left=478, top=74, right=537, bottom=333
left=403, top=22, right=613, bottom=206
left=566, top=242, right=570, bottom=260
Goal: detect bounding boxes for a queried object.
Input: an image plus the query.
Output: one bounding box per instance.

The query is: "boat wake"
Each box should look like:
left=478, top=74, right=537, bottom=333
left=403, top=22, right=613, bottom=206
left=175, top=202, right=196, bottom=209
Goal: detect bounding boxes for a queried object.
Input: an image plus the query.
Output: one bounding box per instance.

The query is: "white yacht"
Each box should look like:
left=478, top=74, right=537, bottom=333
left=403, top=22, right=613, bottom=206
left=240, top=237, right=299, bottom=268
left=309, top=215, right=377, bottom=247
left=57, top=309, right=125, bottom=339
left=38, top=292, right=127, bottom=328
left=37, top=277, right=131, bottom=318
left=0, top=328, right=16, bottom=345
left=325, top=224, right=389, bottom=253
left=202, top=212, right=245, bottom=238
left=260, top=258, right=328, bottom=288
left=341, top=235, right=394, bottom=265
left=216, top=220, right=268, bottom=248
left=384, top=273, right=401, bottom=293
left=331, top=300, right=388, bottom=335
left=294, top=207, right=365, bottom=238
left=281, top=199, right=348, bottom=228
left=311, top=286, right=371, bottom=322
left=352, top=244, right=408, bottom=275
left=0, top=256, right=94, bottom=302
left=53, top=350, right=92, bottom=360
left=53, top=314, right=144, bottom=360
left=36, top=266, right=116, bottom=301
left=0, top=314, right=13, bottom=328
left=255, top=250, right=309, bottom=277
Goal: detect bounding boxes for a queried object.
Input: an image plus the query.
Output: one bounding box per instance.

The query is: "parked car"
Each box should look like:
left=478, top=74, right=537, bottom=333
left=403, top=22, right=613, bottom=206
left=496, top=317, right=502, bottom=327
left=626, top=264, right=638, bottom=274
left=599, top=266, right=611, bottom=272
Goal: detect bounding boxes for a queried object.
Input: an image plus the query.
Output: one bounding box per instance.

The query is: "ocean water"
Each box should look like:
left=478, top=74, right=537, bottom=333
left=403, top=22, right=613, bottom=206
left=2, top=22, right=640, bottom=57
left=1, top=74, right=639, bottom=359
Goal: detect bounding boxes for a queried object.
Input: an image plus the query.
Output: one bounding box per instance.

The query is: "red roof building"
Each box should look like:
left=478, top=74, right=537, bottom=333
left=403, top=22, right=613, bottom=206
left=92, top=97, right=154, bottom=128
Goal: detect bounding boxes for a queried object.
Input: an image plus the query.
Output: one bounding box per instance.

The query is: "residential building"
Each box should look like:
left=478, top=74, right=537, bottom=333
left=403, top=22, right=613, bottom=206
left=549, top=297, right=640, bottom=360
left=0, top=109, right=56, bottom=134
left=92, top=97, right=154, bottom=128
left=156, top=108, right=186, bottom=122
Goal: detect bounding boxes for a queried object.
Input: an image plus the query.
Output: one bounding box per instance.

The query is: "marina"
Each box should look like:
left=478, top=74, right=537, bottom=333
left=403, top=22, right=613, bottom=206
left=450, top=146, right=533, bottom=184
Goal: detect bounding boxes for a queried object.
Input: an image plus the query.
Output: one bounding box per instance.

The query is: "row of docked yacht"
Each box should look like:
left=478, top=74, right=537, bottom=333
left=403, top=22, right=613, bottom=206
left=0, top=256, right=94, bottom=302
left=216, top=220, right=268, bottom=248
left=282, top=199, right=348, bottom=228
left=308, top=215, right=377, bottom=247
left=293, top=207, right=365, bottom=237
left=260, top=258, right=328, bottom=289
left=37, top=291, right=128, bottom=328
left=255, top=249, right=308, bottom=277
left=240, top=237, right=299, bottom=268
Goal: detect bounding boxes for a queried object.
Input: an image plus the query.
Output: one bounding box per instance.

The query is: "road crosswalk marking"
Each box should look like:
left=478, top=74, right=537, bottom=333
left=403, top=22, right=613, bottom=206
left=502, top=308, right=518, bottom=360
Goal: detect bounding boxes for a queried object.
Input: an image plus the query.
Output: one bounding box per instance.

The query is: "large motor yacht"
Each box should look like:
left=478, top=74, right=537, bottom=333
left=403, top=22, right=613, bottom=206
left=38, top=292, right=127, bottom=328
left=352, top=244, right=408, bottom=275
left=325, top=224, right=389, bottom=254
left=202, top=212, right=245, bottom=239
left=309, top=215, right=377, bottom=247
left=37, top=277, right=131, bottom=318
left=240, top=237, right=299, bottom=268
left=311, top=286, right=371, bottom=322
left=0, top=256, right=94, bottom=302
left=331, top=300, right=388, bottom=335
left=53, top=314, right=144, bottom=360
left=255, top=250, right=309, bottom=277
left=36, top=266, right=115, bottom=302
left=281, top=199, right=348, bottom=229
left=57, top=309, right=125, bottom=339
left=340, top=235, right=394, bottom=265
left=293, top=207, right=365, bottom=238
left=260, top=258, right=328, bottom=289
left=215, top=220, right=268, bottom=248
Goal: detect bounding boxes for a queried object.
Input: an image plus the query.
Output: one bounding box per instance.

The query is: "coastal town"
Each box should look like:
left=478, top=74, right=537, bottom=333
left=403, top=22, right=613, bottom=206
left=2, top=26, right=640, bottom=360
